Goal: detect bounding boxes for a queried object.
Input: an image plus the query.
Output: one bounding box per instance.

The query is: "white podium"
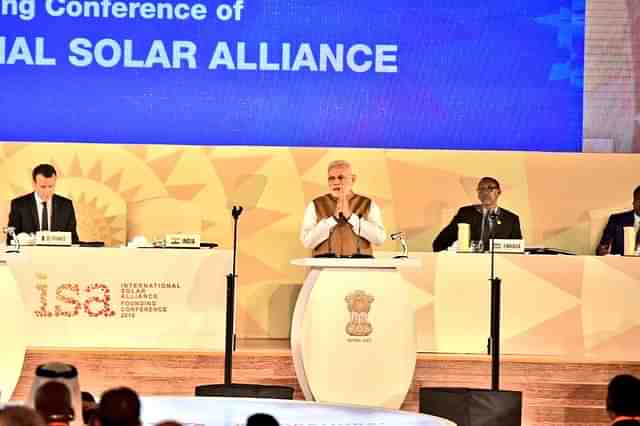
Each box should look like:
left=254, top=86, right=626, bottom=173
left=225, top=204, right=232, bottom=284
left=291, top=257, right=421, bottom=409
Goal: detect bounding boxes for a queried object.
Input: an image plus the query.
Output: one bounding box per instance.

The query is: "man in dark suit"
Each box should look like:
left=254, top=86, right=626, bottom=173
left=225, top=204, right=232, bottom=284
left=7, top=163, right=79, bottom=244
left=433, top=177, right=522, bottom=252
left=597, top=186, right=640, bottom=256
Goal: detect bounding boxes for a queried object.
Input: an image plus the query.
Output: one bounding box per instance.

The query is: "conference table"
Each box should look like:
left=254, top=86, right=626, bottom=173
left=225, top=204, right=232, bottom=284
left=2, top=245, right=232, bottom=350
left=391, top=251, right=640, bottom=360
left=0, top=245, right=231, bottom=402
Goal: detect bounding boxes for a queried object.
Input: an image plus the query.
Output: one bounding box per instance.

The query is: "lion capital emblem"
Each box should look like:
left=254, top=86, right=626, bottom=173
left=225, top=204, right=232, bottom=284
left=345, top=290, right=375, bottom=337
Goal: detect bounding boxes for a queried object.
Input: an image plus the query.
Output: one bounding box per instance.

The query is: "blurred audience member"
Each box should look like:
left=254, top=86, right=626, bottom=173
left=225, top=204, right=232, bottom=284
left=0, top=406, right=47, bottom=426
left=28, top=363, right=83, bottom=426
left=246, top=413, right=279, bottom=426
left=606, top=374, right=640, bottom=425
left=34, top=381, right=75, bottom=426
left=81, top=392, right=97, bottom=425
left=96, top=387, right=141, bottom=426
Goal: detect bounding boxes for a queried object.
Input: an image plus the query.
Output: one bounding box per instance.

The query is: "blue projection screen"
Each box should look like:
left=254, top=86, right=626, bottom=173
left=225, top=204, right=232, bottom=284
left=0, top=0, right=584, bottom=151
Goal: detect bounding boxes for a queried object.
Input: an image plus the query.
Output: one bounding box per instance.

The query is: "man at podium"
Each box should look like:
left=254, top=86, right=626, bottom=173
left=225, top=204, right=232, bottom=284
left=6, top=164, right=79, bottom=244
left=300, top=160, right=385, bottom=257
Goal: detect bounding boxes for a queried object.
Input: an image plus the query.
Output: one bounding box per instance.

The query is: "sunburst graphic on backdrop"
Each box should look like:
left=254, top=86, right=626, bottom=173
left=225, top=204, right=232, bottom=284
left=58, top=155, right=133, bottom=246
left=73, top=192, right=125, bottom=246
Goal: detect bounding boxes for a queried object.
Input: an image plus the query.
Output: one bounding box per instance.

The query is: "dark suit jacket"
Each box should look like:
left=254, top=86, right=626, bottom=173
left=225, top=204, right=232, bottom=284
left=433, top=205, right=522, bottom=252
left=7, top=192, right=79, bottom=244
left=598, top=210, right=636, bottom=255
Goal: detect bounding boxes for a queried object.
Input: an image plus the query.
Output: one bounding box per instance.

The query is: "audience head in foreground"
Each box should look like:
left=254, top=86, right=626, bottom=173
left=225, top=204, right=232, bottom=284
left=96, top=387, right=141, bottom=426
left=0, top=406, right=47, bottom=426
left=246, top=413, right=280, bottom=426
left=28, top=362, right=83, bottom=426
left=81, top=392, right=97, bottom=425
left=606, top=374, right=640, bottom=425
left=34, top=381, right=75, bottom=426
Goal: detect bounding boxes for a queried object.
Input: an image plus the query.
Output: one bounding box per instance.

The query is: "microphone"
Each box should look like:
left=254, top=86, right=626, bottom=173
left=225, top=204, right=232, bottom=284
left=351, top=214, right=373, bottom=258
left=231, top=205, right=243, bottom=219
left=391, top=231, right=409, bottom=259
left=487, top=209, right=500, bottom=252
left=489, top=210, right=501, bottom=225
left=3, top=226, right=19, bottom=253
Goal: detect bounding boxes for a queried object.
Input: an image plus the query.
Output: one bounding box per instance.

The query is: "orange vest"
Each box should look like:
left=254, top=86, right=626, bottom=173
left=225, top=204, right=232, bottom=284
left=312, top=193, right=373, bottom=257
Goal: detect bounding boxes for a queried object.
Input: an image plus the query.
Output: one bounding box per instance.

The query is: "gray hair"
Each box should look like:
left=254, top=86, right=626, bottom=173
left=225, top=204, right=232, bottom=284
left=327, top=160, right=352, bottom=173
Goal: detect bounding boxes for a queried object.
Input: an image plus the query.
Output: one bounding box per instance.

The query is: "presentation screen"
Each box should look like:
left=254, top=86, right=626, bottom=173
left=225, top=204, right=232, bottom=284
left=0, top=0, right=584, bottom=151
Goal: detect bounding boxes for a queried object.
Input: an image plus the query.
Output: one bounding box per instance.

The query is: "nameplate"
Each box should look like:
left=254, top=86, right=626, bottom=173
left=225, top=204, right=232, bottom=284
left=165, top=234, right=201, bottom=249
left=35, top=231, right=72, bottom=246
left=490, top=239, right=525, bottom=253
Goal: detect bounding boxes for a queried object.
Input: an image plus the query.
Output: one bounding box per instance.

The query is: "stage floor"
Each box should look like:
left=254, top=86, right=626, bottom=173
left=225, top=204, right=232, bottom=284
left=11, top=339, right=640, bottom=426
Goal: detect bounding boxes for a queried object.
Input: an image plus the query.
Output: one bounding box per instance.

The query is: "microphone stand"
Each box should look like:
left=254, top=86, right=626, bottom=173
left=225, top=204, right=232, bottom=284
left=419, top=212, right=522, bottom=426
left=224, top=205, right=243, bottom=384
left=488, top=213, right=501, bottom=391
left=195, top=206, right=293, bottom=399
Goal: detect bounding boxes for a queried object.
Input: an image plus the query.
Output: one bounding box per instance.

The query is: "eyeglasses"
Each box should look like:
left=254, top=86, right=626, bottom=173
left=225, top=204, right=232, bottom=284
left=477, top=186, right=499, bottom=193
left=328, top=175, right=352, bottom=183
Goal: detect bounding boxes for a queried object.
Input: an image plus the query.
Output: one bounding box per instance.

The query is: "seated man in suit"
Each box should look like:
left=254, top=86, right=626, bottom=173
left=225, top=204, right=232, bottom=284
left=300, top=160, right=385, bottom=257
left=433, top=177, right=522, bottom=252
left=597, top=186, right=640, bottom=256
left=7, top=163, right=79, bottom=244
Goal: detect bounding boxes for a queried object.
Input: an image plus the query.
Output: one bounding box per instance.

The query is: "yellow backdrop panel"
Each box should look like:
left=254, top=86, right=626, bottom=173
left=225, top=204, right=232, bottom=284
left=0, top=143, right=638, bottom=352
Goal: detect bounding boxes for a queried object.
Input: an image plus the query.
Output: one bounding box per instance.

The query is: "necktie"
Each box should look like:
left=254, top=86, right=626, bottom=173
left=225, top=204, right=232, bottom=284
left=41, top=201, right=48, bottom=231
left=481, top=211, right=490, bottom=250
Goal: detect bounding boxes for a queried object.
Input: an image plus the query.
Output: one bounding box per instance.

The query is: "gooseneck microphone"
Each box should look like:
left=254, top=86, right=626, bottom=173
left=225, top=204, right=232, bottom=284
left=355, top=214, right=362, bottom=256
left=4, top=226, right=19, bottom=253
left=489, top=210, right=500, bottom=224
left=231, top=205, right=243, bottom=219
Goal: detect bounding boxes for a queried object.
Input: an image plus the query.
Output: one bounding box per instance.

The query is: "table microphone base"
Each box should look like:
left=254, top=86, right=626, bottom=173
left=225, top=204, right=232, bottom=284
left=195, top=383, right=294, bottom=399
left=350, top=253, right=374, bottom=258
left=314, top=252, right=338, bottom=258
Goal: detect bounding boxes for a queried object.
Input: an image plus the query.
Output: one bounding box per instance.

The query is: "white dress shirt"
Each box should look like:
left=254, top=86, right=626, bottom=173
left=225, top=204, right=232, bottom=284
left=34, top=192, right=52, bottom=231
left=300, top=198, right=386, bottom=249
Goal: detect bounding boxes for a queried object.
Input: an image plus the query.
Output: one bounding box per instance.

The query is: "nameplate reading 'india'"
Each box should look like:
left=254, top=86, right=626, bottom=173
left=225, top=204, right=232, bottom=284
left=165, top=234, right=201, bottom=248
